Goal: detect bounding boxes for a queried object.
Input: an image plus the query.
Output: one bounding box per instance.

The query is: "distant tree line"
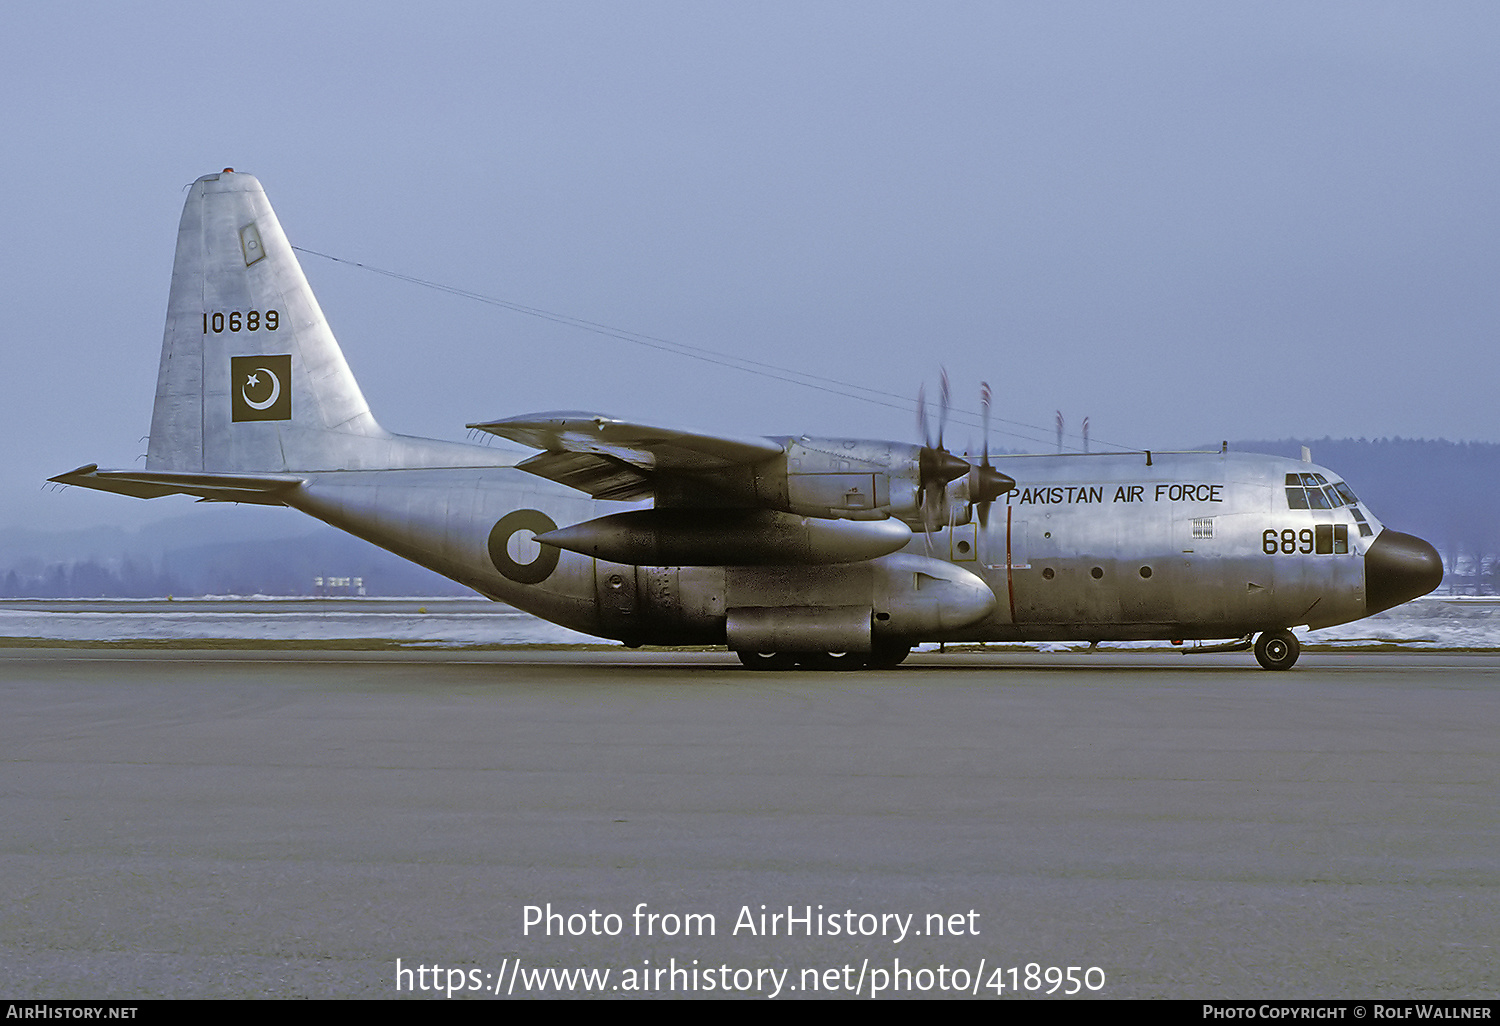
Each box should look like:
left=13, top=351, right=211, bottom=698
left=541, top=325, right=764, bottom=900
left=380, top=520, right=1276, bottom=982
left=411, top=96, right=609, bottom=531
left=1, top=533, right=471, bottom=598
left=4, top=559, right=178, bottom=599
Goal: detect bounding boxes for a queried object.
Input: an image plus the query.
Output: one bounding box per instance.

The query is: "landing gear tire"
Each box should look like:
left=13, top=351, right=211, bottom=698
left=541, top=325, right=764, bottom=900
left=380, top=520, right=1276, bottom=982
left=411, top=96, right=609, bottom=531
left=736, top=650, right=796, bottom=671
left=867, top=641, right=912, bottom=669
left=1254, top=629, right=1300, bottom=671
left=797, top=651, right=866, bottom=671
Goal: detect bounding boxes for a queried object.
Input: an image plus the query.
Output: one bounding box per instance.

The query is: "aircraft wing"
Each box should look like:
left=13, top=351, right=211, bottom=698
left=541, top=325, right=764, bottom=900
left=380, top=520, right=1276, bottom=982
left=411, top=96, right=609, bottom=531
left=467, top=412, right=784, bottom=500
left=49, top=465, right=303, bottom=505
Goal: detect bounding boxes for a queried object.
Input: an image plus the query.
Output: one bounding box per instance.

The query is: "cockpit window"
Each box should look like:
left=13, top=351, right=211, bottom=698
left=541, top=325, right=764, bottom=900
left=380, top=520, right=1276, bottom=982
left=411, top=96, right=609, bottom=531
left=1286, top=473, right=1349, bottom=511
left=1287, top=473, right=1332, bottom=509
left=1285, top=473, right=1310, bottom=509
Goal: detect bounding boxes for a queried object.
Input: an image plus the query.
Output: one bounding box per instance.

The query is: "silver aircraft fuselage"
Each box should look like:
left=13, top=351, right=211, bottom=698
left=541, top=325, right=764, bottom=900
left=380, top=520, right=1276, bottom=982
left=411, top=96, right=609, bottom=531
left=52, top=170, right=1443, bottom=670
left=277, top=446, right=1422, bottom=649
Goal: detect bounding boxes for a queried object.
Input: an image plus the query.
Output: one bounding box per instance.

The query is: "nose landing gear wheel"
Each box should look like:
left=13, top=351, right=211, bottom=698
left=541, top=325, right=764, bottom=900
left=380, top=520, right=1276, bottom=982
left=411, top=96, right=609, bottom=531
left=1254, top=629, right=1300, bottom=670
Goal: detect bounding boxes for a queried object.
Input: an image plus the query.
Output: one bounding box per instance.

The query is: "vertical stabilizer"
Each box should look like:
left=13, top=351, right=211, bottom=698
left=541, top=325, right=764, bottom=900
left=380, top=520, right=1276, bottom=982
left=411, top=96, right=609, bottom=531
left=147, top=170, right=387, bottom=472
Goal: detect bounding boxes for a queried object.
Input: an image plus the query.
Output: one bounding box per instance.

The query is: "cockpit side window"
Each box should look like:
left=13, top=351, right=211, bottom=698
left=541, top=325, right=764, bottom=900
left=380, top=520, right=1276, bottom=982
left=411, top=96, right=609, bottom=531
left=1331, top=480, right=1374, bottom=537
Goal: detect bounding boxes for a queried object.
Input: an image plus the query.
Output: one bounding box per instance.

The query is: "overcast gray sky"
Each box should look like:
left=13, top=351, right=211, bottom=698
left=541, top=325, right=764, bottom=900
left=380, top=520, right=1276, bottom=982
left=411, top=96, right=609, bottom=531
left=6, top=1, right=1498, bottom=532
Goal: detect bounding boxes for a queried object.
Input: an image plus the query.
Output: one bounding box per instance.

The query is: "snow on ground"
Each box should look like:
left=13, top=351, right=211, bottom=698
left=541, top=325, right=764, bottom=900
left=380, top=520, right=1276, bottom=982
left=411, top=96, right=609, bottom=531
left=2, top=595, right=1497, bottom=649
left=1296, top=596, right=1500, bottom=650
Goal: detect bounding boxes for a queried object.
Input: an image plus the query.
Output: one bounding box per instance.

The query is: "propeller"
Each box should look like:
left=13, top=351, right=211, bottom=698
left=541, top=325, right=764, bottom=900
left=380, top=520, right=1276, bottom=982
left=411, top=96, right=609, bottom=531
left=916, top=369, right=971, bottom=536
left=970, top=381, right=1014, bottom=526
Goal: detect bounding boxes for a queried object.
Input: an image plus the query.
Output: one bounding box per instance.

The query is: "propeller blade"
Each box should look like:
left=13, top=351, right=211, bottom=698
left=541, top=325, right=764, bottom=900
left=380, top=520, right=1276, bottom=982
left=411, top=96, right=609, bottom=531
left=938, top=367, right=950, bottom=451
left=917, top=384, right=930, bottom=449
left=975, top=381, right=1010, bottom=525
left=980, top=381, right=992, bottom=466
left=913, top=370, right=973, bottom=537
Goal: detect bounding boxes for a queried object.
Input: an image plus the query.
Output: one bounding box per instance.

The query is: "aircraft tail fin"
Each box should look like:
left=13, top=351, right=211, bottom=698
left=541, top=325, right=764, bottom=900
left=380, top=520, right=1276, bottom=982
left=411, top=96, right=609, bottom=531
left=147, top=170, right=390, bottom=473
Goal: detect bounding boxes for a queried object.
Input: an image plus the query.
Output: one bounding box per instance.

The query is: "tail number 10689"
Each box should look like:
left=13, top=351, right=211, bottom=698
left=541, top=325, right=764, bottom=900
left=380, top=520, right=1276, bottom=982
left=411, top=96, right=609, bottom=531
left=203, top=310, right=280, bottom=333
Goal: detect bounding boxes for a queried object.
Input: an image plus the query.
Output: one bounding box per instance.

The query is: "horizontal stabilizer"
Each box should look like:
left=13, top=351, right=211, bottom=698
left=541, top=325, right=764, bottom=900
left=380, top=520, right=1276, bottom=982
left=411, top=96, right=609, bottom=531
left=49, top=464, right=303, bottom=505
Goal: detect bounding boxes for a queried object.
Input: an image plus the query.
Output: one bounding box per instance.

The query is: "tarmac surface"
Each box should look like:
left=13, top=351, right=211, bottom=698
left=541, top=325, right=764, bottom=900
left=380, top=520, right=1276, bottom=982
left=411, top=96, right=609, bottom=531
left=2, top=647, right=1496, bottom=1000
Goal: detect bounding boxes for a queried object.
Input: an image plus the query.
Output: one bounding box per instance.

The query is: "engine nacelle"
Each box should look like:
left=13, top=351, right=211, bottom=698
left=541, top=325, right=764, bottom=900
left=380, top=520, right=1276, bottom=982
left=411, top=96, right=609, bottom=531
left=759, top=437, right=1011, bottom=530
left=752, top=437, right=914, bottom=519
left=658, top=435, right=1011, bottom=531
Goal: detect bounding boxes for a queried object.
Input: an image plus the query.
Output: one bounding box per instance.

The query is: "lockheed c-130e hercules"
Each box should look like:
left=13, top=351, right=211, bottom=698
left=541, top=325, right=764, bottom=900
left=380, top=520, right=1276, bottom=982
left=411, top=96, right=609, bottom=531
left=52, top=171, right=1443, bottom=670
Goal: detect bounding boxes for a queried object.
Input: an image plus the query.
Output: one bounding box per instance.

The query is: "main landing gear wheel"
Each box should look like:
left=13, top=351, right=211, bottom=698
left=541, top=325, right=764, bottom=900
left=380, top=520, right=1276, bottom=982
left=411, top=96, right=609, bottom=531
left=797, top=652, right=866, bottom=671
left=736, top=651, right=796, bottom=671
left=735, top=646, right=912, bottom=671
left=1254, top=628, right=1300, bottom=671
left=735, top=651, right=867, bottom=670
left=867, top=641, right=912, bottom=669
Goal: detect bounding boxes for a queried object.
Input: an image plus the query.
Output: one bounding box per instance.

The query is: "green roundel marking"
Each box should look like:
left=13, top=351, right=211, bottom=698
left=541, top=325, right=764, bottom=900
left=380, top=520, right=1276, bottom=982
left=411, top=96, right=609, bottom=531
left=488, top=510, right=560, bottom=584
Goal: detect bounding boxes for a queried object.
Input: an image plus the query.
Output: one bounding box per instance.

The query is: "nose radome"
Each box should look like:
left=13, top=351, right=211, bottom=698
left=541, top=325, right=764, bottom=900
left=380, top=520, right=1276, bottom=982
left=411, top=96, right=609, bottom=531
left=1365, top=530, right=1444, bottom=614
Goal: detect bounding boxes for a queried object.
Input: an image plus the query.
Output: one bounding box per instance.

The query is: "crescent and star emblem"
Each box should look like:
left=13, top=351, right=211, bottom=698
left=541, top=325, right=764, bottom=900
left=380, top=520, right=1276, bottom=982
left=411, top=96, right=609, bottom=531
left=229, top=354, right=291, bottom=421
left=242, top=367, right=282, bottom=411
